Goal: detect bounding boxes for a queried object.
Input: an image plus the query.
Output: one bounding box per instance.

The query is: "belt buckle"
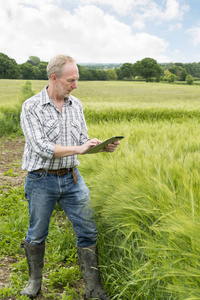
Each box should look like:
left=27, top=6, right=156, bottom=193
left=57, top=169, right=67, bottom=176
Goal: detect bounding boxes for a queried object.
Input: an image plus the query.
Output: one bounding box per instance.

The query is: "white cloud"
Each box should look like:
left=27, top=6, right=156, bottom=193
left=132, top=0, right=189, bottom=29
left=165, top=0, right=181, bottom=20
left=82, top=0, right=189, bottom=33
left=0, top=1, right=170, bottom=63
left=132, top=20, right=146, bottom=30
left=79, top=0, right=189, bottom=21
left=79, top=0, right=149, bottom=16
left=168, top=23, right=182, bottom=32
left=187, top=26, right=200, bottom=46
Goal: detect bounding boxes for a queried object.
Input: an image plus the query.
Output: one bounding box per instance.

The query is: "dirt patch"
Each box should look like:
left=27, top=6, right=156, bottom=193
left=0, top=257, right=16, bottom=290
left=0, top=136, right=27, bottom=191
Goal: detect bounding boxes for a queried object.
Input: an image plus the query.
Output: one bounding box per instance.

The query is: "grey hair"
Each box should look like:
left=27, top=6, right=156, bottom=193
left=46, top=54, right=76, bottom=79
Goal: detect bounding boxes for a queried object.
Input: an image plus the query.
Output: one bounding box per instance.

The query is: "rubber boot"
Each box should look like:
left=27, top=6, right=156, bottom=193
left=77, top=244, right=110, bottom=300
left=20, top=240, right=45, bottom=299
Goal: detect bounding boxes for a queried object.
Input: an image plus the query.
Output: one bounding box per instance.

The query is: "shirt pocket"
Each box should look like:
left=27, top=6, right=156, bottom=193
left=71, top=120, right=81, bottom=144
left=43, top=119, right=61, bottom=142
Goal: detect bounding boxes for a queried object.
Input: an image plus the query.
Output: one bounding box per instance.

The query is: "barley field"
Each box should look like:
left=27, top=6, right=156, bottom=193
left=0, top=80, right=200, bottom=299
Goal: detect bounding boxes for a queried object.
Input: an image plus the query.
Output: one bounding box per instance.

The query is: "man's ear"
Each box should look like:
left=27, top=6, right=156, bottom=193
left=51, top=74, right=57, bottom=83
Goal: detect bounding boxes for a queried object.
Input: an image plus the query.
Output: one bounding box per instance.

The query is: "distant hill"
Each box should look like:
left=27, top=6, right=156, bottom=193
left=79, top=63, right=122, bottom=70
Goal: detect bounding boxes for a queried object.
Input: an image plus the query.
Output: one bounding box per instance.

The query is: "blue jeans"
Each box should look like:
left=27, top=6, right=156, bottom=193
left=24, top=168, right=97, bottom=247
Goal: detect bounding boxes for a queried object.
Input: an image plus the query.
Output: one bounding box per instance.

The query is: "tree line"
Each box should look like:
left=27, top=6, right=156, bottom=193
left=0, top=52, right=200, bottom=83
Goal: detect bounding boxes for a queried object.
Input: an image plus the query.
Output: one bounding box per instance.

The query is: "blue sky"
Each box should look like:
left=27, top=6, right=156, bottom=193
left=0, top=0, right=200, bottom=64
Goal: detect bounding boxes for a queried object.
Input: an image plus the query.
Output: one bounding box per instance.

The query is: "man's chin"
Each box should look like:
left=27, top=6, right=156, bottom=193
left=63, top=93, right=71, bottom=98
left=66, top=91, right=72, bottom=97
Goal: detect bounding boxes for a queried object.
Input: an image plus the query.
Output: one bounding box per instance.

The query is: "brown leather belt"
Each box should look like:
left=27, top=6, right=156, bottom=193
left=35, top=167, right=77, bottom=185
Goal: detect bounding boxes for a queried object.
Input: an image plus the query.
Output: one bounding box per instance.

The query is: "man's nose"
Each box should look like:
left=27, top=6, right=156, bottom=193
left=72, top=81, right=77, bottom=89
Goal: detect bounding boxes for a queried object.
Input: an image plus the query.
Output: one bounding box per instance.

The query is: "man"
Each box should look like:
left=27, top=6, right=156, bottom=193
left=20, top=54, right=120, bottom=299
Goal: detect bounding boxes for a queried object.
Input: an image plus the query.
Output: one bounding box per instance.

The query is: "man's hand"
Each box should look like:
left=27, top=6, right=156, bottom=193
left=79, top=139, right=102, bottom=154
left=102, top=141, right=120, bottom=152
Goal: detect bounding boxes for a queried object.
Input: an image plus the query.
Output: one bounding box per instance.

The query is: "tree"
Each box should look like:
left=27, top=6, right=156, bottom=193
left=133, top=58, right=162, bottom=82
left=118, top=63, right=134, bottom=80
left=96, top=70, right=109, bottom=80
left=168, top=65, right=188, bottom=81
left=186, top=74, right=193, bottom=85
left=38, top=62, right=48, bottom=79
left=167, top=74, right=176, bottom=83
left=27, top=56, right=41, bottom=66
left=168, top=66, right=181, bottom=76
left=20, top=62, right=35, bottom=79
left=0, top=52, right=20, bottom=79
left=179, top=68, right=188, bottom=81
left=106, top=69, right=118, bottom=80
left=33, top=66, right=41, bottom=79
left=161, top=62, right=176, bottom=72
left=164, top=69, right=172, bottom=81
left=78, top=65, right=110, bottom=81
left=185, top=62, right=200, bottom=78
left=78, top=65, right=95, bottom=80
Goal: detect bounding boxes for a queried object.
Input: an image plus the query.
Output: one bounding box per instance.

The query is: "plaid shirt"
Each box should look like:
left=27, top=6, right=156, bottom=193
left=20, top=86, right=89, bottom=171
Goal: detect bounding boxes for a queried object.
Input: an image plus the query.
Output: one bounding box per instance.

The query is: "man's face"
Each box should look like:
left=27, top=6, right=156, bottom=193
left=56, top=62, right=79, bottom=98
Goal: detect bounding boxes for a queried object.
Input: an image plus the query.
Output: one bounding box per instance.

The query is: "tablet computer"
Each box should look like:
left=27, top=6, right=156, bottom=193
left=86, top=136, right=125, bottom=154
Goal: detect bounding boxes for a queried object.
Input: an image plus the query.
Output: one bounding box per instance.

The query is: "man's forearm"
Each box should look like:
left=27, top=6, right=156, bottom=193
left=53, top=139, right=102, bottom=158
left=53, top=144, right=80, bottom=158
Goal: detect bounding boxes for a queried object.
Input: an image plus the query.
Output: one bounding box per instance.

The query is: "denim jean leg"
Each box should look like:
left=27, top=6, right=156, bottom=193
left=58, top=169, right=98, bottom=247
left=24, top=172, right=59, bottom=245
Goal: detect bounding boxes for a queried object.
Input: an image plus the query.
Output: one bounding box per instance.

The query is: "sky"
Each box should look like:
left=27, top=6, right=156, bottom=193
left=0, top=0, right=200, bottom=65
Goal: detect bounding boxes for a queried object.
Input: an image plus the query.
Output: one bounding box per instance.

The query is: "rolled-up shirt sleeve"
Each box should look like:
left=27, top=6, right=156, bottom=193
left=80, top=109, right=89, bottom=145
left=21, top=103, right=55, bottom=160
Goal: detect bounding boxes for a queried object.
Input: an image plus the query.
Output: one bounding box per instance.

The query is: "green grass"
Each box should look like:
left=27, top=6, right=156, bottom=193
left=1, top=79, right=200, bottom=114
left=79, top=120, right=200, bottom=299
left=0, top=81, right=35, bottom=135
left=74, top=81, right=200, bottom=114
left=0, top=80, right=25, bottom=107
left=1, top=80, right=200, bottom=299
left=30, top=80, right=200, bottom=121
left=30, top=79, right=200, bottom=104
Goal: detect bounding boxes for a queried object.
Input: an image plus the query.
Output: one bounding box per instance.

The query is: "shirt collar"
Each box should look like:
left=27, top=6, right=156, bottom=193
left=65, top=96, right=72, bottom=105
left=41, top=85, right=72, bottom=106
left=41, top=85, right=51, bottom=106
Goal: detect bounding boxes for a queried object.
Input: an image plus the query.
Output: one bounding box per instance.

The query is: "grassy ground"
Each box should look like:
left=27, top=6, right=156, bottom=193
left=0, top=137, right=85, bottom=300
left=29, top=80, right=200, bottom=106
left=1, top=80, right=200, bottom=299
left=0, top=80, right=25, bottom=107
